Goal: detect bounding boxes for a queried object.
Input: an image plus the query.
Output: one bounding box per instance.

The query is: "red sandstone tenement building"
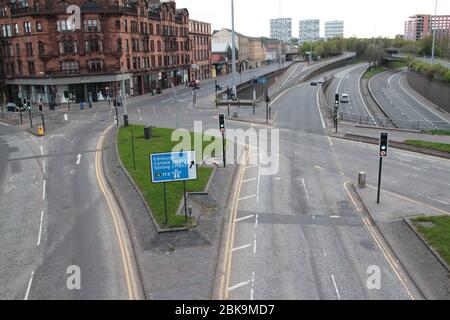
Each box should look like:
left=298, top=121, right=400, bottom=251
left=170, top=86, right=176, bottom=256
left=189, top=19, right=211, bottom=81
left=0, top=0, right=203, bottom=104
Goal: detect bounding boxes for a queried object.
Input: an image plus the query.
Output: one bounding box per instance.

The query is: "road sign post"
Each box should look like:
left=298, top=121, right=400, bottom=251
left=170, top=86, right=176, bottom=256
left=377, top=133, right=389, bottom=204
left=131, top=129, right=136, bottom=171
left=28, top=107, right=33, bottom=128
left=265, top=90, right=271, bottom=123
left=150, top=151, right=198, bottom=225
left=219, top=113, right=226, bottom=167
left=183, top=181, right=188, bottom=221
left=334, top=93, right=340, bottom=133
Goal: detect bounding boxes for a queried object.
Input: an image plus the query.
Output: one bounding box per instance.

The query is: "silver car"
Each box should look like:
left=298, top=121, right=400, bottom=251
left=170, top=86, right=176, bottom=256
left=340, top=93, right=349, bottom=103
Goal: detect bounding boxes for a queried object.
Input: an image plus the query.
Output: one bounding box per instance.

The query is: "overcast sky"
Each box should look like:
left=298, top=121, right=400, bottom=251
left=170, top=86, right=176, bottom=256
left=175, top=0, right=450, bottom=39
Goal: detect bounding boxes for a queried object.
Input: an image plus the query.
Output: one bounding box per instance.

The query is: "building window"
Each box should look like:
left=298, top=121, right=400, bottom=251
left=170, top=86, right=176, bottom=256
left=115, top=20, right=120, bottom=31
left=88, top=59, right=102, bottom=72
left=2, top=24, right=12, bottom=37
left=14, top=23, right=19, bottom=35
left=38, top=42, right=44, bottom=55
left=85, top=39, right=102, bottom=53
left=36, top=22, right=43, bottom=32
left=57, top=20, right=74, bottom=32
left=61, top=61, right=79, bottom=73
left=123, top=20, right=128, bottom=32
left=59, top=40, right=78, bottom=54
left=28, top=61, right=35, bottom=75
left=26, top=42, right=33, bottom=56
left=15, top=43, right=20, bottom=56
left=84, top=20, right=100, bottom=32
left=24, top=22, right=31, bottom=34
left=18, top=61, right=23, bottom=75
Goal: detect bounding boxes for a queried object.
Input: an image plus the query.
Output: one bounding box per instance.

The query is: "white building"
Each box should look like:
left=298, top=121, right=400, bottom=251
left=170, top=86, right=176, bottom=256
left=324, top=20, right=344, bottom=39
left=270, top=18, right=292, bottom=43
left=299, top=19, right=320, bottom=44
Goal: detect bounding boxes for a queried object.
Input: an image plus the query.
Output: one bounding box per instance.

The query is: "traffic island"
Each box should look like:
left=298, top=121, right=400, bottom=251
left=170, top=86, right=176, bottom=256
left=103, top=124, right=237, bottom=299
left=117, top=125, right=222, bottom=229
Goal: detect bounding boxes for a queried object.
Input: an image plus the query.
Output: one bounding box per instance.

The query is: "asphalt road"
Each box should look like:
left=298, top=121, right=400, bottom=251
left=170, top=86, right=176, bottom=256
left=0, top=115, right=133, bottom=299
left=326, top=64, right=378, bottom=126
left=369, top=69, right=450, bottom=130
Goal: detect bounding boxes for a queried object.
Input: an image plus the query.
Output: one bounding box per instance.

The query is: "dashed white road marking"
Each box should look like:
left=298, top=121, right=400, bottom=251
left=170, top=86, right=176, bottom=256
left=331, top=274, right=341, bottom=299
left=24, top=271, right=34, bottom=300
left=239, top=194, right=256, bottom=201
left=228, top=281, right=250, bottom=292
left=243, top=177, right=257, bottom=183
left=236, top=215, right=255, bottom=222
left=76, top=154, right=82, bottom=165
left=255, top=214, right=259, bottom=229
left=42, top=180, right=46, bottom=200
left=231, top=244, right=252, bottom=252
left=37, top=210, right=44, bottom=246
left=301, top=178, right=310, bottom=201
left=253, top=234, right=257, bottom=254
left=250, top=272, right=256, bottom=300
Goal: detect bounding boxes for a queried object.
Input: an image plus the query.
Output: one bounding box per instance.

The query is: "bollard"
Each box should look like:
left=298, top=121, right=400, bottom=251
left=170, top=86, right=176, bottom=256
left=358, top=172, right=366, bottom=188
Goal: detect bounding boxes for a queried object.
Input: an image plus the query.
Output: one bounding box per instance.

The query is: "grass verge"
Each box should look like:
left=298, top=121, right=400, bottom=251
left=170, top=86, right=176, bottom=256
left=413, top=216, right=450, bottom=266
left=117, top=125, right=221, bottom=228
left=422, top=130, right=450, bottom=136
left=404, top=139, right=450, bottom=153
left=363, top=66, right=386, bottom=79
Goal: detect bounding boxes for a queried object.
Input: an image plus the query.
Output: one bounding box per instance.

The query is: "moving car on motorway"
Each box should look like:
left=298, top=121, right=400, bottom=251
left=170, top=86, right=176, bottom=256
left=340, top=93, right=350, bottom=103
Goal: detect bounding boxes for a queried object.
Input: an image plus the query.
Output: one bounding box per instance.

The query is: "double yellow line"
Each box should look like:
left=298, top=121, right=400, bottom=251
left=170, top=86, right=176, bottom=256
left=95, top=125, right=141, bottom=300
left=219, top=148, right=249, bottom=300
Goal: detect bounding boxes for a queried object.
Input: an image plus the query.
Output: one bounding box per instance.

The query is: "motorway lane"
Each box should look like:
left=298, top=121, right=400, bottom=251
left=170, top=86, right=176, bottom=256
left=369, top=69, right=449, bottom=130
left=224, top=82, right=416, bottom=300
left=0, top=124, right=45, bottom=299
left=326, top=64, right=378, bottom=126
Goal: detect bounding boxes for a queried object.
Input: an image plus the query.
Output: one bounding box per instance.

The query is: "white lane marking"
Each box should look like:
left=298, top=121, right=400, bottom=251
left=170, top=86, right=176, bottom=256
left=93, top=111, right=98, bottom=120
left=253, top=234, right=257, bottom=254
left=250, top=272, right=256, bottom=301
left=246, top=164, right=258, bottom=169
left=243, top=177, right=257, bottom=183
left=76, top=154, right=82, bottom=165
left=301, top=178, right=310, bottom=201
left=42, top=180, right=46, bottom=200
left=231, top=244, right=252, bottom=252
left=279, top=63, right=304, bottom=89
left=37, top=210, right=44, bottom=246
left=137, top=107, right=143, bottom=121
left=357, top=67, right=378, bottom=126
left=236, top=215, right=255, bottom=222
left=39, top=146, right=44, bottom=156
left=322, top=248, right=327, bottom=257
left=228, top=281, right=250, bottom=292
left=330, top=215, right=340, bottom=219
left=255, top=214, right=259, bottom=229
left=331, top=274, right=341, bottom=299
left=24, top=271, right=34, bottom=300
left=315, top=87, right=326, bottom=129
left=328, top=137, right=334, bottom=146
left=161, top=98, right=173, bottom=104
left=256, top=165, right=261, bottom=203
left=239, top=194, right=256, bottom=201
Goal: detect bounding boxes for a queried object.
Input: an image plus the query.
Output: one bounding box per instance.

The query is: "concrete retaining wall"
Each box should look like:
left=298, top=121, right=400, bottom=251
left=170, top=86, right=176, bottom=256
left=407, top=70, right=450, bottom=113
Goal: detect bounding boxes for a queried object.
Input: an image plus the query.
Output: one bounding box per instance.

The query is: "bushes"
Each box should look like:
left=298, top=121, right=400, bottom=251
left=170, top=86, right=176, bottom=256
left=409, top=59, right=450, bottom=84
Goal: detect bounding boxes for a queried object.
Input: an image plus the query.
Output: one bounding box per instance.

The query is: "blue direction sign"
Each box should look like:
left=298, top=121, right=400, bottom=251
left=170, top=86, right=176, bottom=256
left=150, top=151, right=197, bottom=183
left=252, top=78, right=267, bottom=85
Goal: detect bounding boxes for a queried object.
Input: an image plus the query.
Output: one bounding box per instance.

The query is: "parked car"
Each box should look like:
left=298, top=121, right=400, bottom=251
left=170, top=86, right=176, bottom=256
left=340, top=93, right=350, bottom=103
left=310, top=81, right=318, bottom=86
left=6, top=102, right=27, bottom=112
left=189, top=80, right=200, bottom=89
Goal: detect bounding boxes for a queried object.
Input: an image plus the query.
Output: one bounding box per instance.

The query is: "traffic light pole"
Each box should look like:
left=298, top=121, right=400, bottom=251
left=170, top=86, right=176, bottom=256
left=377, top=156, right=383, bottom=204
left=28, top=108, right=33, bottom=128
left=222, top=132, right=226, bottom=168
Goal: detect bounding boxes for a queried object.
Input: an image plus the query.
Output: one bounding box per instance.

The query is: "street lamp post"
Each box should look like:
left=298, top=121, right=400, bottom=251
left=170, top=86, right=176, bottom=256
left=122, top=71, right=129, bottom=127
left=431, top=0, right=438, bottom=65
left=231, top=0, right=237, bottom=97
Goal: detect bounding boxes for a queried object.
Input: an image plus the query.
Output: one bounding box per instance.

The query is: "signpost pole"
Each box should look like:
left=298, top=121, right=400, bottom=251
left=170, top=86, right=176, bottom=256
left=115, top=100, right=119, bottom=126
left=222, top=132, right=226, bottom=168
left=183, top=181, right=188, bottom=221
left=377, top=156, right=383, bottom=204
left=28, top=108, right=33, bottom=128
left=131, top=129, right=136, bottom=171
left=163, top=182, right=168, bottom=225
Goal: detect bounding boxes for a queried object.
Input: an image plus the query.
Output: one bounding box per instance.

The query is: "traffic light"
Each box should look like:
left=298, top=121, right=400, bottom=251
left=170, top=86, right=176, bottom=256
left=335, top=93, right=340, bottom=106
left=38, top=103, right=43, bottom=112
left=379, top=133, right=388, bottom=157
left=219, top=113, right=225, bottom=133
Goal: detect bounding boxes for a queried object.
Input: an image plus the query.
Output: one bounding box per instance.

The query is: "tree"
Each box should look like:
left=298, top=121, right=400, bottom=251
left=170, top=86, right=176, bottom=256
left=364, top=44, right=385, bottom=67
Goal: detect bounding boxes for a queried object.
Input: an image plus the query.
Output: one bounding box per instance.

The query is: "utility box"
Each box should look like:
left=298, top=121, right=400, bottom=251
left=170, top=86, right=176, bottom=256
left=144, top=126, right=152, bottom=139
left=358, top=172, right=366, bottom=188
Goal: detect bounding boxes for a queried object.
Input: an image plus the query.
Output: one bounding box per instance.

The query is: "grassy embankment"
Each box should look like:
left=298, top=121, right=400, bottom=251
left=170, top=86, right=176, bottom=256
left=413, top=216, right=450, bottom=266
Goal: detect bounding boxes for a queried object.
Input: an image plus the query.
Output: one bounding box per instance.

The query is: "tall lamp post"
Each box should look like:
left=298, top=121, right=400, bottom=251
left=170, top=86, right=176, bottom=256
left=122, top=70, right=129, bottom=126
left=231, top=0, right=237, bottom=97
left=431, top=0, right=438, bottom=65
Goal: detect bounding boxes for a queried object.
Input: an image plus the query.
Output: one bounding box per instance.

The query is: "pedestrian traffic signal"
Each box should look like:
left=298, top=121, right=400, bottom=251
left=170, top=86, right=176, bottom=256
left=379, top=133, right=388, bottom=157
left=219, top=113, right=225, bottom=133
left=38, top=104, right=43, bottom=112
